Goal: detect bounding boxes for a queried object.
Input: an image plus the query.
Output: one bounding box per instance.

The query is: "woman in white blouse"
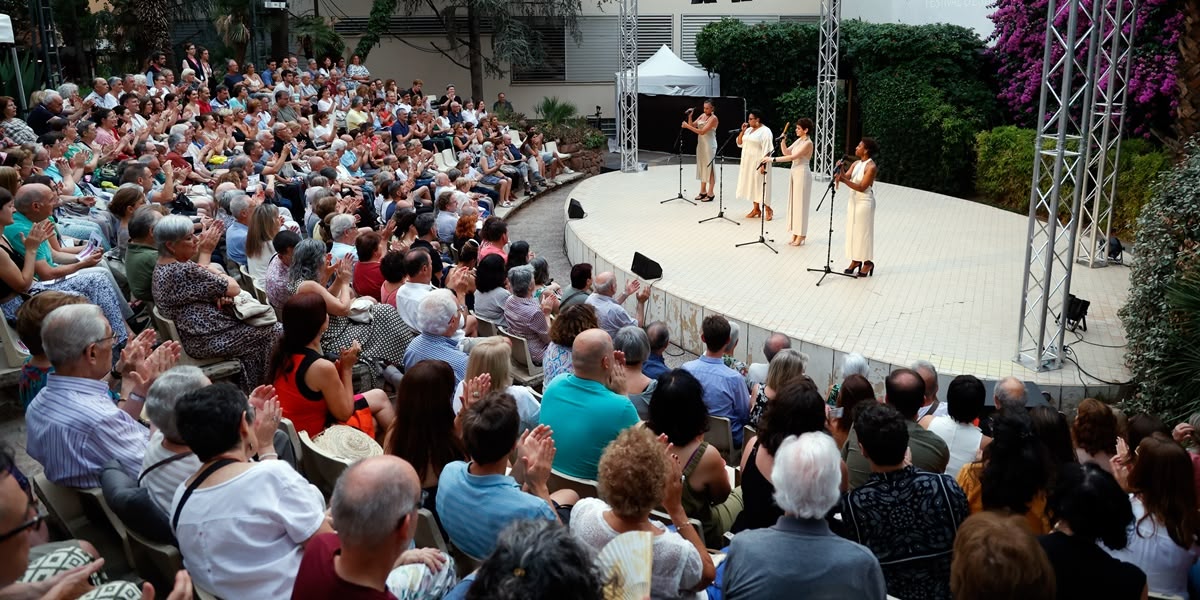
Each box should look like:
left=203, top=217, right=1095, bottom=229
left=921, top=374, right=990, bottom=477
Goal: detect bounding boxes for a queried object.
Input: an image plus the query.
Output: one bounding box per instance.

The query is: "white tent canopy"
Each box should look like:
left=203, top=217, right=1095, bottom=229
left=620, top=45, right=720, bottom=96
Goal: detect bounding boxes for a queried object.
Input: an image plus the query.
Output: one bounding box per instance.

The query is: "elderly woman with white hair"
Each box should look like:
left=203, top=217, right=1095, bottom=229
left=614, top=325, right=656, bottom=419
left=286, top=239, right=413, bottom=389
left=139, top=366, right=209, bottom=512
left=828, top=351, right=870, bottom=406
left=502, top=265, right=558, bottom=365
left=152, top=215, right=281, bottom=391
left=723, top=432, right=886, bottom=598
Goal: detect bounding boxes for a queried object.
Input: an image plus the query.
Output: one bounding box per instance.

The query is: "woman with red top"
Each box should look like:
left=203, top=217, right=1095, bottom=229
left=268, top=292, right=395, bottom=439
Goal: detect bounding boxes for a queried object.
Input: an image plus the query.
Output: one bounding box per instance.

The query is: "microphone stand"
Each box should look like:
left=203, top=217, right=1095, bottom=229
left=699, top=130, right=740, bottom=226
left=736, top=141, right=777, bottom=254
left=661, top=117, right=694, bottom=205
left=806, top=163, right=856, bottom=286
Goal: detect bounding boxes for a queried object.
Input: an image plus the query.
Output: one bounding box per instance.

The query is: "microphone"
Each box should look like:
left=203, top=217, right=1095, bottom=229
left=684, top=108, right=694, bottom=114
left=728, top=129, right=743, bottom=134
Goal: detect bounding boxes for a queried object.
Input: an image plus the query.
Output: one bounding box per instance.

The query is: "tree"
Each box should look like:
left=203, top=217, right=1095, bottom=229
left=1177, top=0, right=1200, bottom=143
left=292, top=15, right=345, bottom=60
left=354, top=0, right=603, bottom=101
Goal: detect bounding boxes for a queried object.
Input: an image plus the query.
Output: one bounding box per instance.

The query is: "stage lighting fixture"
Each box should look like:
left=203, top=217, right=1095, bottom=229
left=1107, top=236, right=1123, bottom=264
left=1064, top=294, right=1090, bottom=332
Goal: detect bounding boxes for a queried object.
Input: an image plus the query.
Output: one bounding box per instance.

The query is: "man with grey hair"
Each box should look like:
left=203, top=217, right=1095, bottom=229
left=225, top=192, right=256, bottom=266
left=139, top=366, right=208, bottom=512
left=434, top=191, right=461, bottom=244
left=748, top=333, right=791, bottom=387
left=993, top=376, right=1027, bottom=411
left=293, top=455, right=456, bottom=597
left=502, top=264, right=558, bottom=364
left=642, top=321, right=671, bottom=380
left=912, top=360, right=944, bottom=419
left=84, top=77, right=119, bottom=109
left=403, top=288, right=469, bottom=383
left=328, top=213, right=359, bottom=263
left=26, top=305, right=180, bottom=487
left=724, top=432, right=886, bottom=598
left=126, top=205, right=165, bottom=303
left=585, top=271, right=651, bottom=339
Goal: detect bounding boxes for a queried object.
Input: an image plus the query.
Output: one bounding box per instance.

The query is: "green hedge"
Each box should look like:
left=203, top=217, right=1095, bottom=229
left=975, top=126, right=1169, bottom=232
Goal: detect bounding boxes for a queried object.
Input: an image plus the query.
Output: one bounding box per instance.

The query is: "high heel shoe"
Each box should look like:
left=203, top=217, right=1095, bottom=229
left=858, top=261, right=875, bottom=277
left=844, top=261, right=862, bottom=275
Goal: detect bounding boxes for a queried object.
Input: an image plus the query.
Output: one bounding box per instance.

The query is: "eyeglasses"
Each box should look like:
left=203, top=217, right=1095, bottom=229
left=0, top=509, right=46, bottom=542
left=89, top=332, right=119, bottom=346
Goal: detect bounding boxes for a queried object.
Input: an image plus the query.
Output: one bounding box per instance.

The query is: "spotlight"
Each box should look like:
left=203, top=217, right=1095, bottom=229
left=1064, top=294, right=1090, bottom=332
left=1106, top=236, right=1123, bottom=264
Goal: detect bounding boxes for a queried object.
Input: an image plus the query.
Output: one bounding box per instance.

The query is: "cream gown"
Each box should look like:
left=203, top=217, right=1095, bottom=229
left=695, top=115, right=717, bottom=182
left=736, top=125, right=774, bottom=207
left=788, top=138, right=813, bottom=237
left=846, top=159, right=875, bottom=261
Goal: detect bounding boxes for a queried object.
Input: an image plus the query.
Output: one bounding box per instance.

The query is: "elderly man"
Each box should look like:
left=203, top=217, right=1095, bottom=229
left=224, top=192, right=255, bottom=267
left=435, top=191, right=461, bottom=244
left=222, top=59, right=243, bottom=90
left=539, top=329, right=639, bottom=480
left=26, top=305, right=180, bottom=487
left=557, top=262, right=592, bottom=313
left=275, top=90, right=300, bottom=124
left=292, top=455, right=455, bottom=599
left=912, top=359, right=944, bottom=418
left=28, top=91, right=85, bottom=136
left=682, top=314, right=751, bottom=447
left=403, top=289, right=470, bottom=383
left=328, top=213, right=359, bottom=264
left=585, top=271, right=651, bottom=339
left=126, top=206, right=164, bottom=303
left=119, top=160, right=179, bottom=206
left=723, top=432, right=886, bottom=599
left=748, top=333, right=791, bottom=387
left=502, top=265, right=558, bottom=364
left=642, top=321, right=671, bottom=380
left=837, top=404, right=968, bottom=600
left=493, top=92, right=514, bottom=114
left=844, top=368, right=950, bottom=489
left=993, top=376, right=1027, bottom=411
left=84, top=78, right=119, bottom=109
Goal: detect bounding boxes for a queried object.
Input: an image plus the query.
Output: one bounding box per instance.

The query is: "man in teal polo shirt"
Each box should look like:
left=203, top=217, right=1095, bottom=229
left=539, top=328, right=639, bottom=480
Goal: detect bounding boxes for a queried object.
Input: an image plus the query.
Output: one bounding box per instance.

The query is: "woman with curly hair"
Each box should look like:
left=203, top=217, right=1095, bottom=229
left=1107, top=434, right=1200, bottom=598
left=1072, top=398, right=1119, bottom=473
left=570, top=426, right=716, bottom=598
left=956, top=409, right=1052, bottom=534
left=542, top=303, right=598, bottom=384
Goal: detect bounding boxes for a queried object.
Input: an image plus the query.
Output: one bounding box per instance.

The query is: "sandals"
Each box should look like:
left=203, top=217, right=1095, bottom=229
left=695, top=193, right=707, bottom=201
left=700, top=194, right=714, bottom=202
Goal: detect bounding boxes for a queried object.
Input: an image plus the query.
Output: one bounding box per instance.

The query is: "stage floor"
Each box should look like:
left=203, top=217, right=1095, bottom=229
left=563, top=166, right=1131, bottom=404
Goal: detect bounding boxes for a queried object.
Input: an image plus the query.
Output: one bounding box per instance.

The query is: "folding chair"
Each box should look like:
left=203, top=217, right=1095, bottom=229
left=547, top=469, right=599, bottom=500
left=705, top=415, right=736, bottom=463
left=497, top=326, right=543, bottom=389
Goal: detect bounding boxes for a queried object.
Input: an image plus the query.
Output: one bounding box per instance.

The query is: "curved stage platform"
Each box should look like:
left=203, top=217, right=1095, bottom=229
left=563, top=166, right=1131, bottom=404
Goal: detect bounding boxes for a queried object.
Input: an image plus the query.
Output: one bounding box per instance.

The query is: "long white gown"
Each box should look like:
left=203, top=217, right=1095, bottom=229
left=695, top=115, right=717, bottom=182
left=846, top=159, right=875, bottom=261
left=788, top=138, right=813, bottom=237
left=736, top=125, right=774, bottom=206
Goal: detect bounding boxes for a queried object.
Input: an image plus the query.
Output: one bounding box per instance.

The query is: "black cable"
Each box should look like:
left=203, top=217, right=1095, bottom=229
left=1061, top=345, right=1133, bottom=386
left=1070, top=330, right=1126, bottom=349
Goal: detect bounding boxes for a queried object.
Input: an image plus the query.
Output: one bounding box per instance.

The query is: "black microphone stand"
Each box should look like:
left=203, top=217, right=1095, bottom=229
left=699, top=130, right=740, bottom=226
left=807, top=163, right=856, bottom=286
left=736, top=143, right=777, bottom=254
left=661, top=117, right=694, bottom=205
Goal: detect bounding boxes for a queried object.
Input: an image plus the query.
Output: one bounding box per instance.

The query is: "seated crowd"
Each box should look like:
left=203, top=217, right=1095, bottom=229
left=4, top=52, right=1200, bottom=600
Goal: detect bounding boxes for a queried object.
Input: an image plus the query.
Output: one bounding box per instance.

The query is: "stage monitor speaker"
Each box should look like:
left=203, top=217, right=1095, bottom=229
left=568, top=198, right=586, bottom=219
left=631, top=252, right=662, bottom=280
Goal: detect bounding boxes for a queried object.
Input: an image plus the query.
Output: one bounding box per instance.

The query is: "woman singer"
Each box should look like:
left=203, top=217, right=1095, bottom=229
left=764, top=118, right=813, bottom=246
left=736, top=109, right=774, bottom=221
left=682, top=100, right=719, bottom=202
left=835, top=137, right=879, bottom=277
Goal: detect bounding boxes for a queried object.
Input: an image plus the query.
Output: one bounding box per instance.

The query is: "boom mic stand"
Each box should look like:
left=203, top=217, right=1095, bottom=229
left=699, top=130, right=740, bottom=226
left=806, top=162, right=856, bottom=286
left=736, top=146, right=777, bottom=254
left=661, top=120, right=694, bottom=205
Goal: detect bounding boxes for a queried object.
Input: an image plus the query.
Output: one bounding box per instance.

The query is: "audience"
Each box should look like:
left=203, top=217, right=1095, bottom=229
left=542, top=303, right=598, bottom=384
left=642, top=320, right=671, bottom=380
left=557, top=263, right=592, bottom=313
left=1030, top=405, right=1080, bottom=477
left=829, top=373, right=874, bottom=450
left=404, top=289, right=469, bottom=382
left=746, top=348, right=808, bottom=428
left=838, top=403, right=968, bottom=600
left=539, top=328, right=639, bottom=480
left=472, top=253, right=510, bottom=326
left=682, top=314, right=751, bottom=447
left=124, top=205, right=163, bottom=303
left=956, top=409, right=1052, bottom=534
left=265, top=230, right=301, bottom=308
left=747, top=333, right=791, bottom=387
left=244, top=201, right=281, bottom=282
left=723, top=432, right=886, bottom=599
left=950, top=512, right=1055, bottom=600
left=457, top=520, right=604, bottom=600
left=845, top=368, right=949, bottom=488
left=911, top=360, right=943, bottom=419
left=585, top=271, right=650, bottom=339
left=14, top=291, right=86, bottom=408
left=501, top=264, right=556, bottom=364
left=1073, top=397, right=1120, bottom=473
left=451, top=336, right=541, bottom=433
left=614, top=325, right=656, bottom=419
left=140, top=366, right=209, bottom=513
left=921, top=374, right=990, bottom=477
left=352, top=231, right=386, bottom=301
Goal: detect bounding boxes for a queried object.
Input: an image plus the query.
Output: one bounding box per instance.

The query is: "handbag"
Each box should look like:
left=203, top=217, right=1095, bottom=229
left=347, top=296, right=375, bottom=324
left=231, top=291, right=277, bottom=327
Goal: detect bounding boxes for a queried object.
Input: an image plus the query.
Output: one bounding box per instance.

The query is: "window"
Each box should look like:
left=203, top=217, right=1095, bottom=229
left=512, top=16, right=673, bottom=84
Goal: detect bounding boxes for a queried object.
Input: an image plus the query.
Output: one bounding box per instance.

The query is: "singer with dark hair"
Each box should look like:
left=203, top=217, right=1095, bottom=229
left=735, top=109, right=774, bottom=221
left=766, top=118, right=814, bottom=246
left=682, top=100, right=719, bottom=202
left=835, top=137, right=879, bottom=277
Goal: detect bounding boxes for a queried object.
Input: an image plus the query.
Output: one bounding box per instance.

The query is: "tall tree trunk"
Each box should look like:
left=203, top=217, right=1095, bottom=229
left=134, top=0, right=172, bottom=58
left=1177, top=0, right=1200, bottom=145
left=272, top=10, right=290, bottom=62
left=468, top=4, right=484, bottom=101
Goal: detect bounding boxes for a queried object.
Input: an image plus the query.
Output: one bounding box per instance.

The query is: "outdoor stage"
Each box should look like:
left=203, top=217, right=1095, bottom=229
left=563, top=165, right=1132, bottom=405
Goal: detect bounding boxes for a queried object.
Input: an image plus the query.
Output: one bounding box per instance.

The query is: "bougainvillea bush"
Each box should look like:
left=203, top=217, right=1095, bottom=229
left=988, top=0, right=1183, bottom=140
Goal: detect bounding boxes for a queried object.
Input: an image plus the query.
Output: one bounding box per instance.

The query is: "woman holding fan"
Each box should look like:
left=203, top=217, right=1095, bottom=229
left=682, top=100, right=719, bottom=202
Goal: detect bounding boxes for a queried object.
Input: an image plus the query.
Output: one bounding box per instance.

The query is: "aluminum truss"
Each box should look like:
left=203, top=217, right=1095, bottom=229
left=1017, top=0, right=1101, bottom=371
left=1076, top=0, right=1138, bottom=267
left=814, top=0, right=842, bottom=180
left=617, top=0, right=639, bottom=173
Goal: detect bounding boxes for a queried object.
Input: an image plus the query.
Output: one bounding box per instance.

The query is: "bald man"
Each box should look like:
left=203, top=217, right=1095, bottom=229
left=585, top=271, right=652, bottom=339
left=292, top=455, right=454, bottom=599
left=538, top=329, right=639, bottom=480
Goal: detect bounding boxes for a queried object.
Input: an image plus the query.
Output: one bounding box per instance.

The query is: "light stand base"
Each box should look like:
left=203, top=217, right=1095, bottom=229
left=662, top=193, right=695, bottom=205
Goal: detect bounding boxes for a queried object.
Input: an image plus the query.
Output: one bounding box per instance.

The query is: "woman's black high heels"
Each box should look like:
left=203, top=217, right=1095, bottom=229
left=844, top=261, right=862, bottom=275
left=858, top=261, right=875, bottom=277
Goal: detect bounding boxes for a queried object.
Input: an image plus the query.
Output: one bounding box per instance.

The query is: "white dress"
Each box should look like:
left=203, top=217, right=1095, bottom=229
left=694, top=115, right=717, bottom=182
left=788, top=138, right=813, bottom=237
left=845, top=159, right=875, bottom=261
left=1105, top=495, right=1200, bottom=598
left=736, top=125, right=774, bottom=207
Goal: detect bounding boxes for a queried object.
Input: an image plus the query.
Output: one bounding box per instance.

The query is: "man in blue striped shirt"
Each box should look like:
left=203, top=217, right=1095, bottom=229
left=26, top=305, right=179, bottom=488
left=404, top=288, right=469, bottom=384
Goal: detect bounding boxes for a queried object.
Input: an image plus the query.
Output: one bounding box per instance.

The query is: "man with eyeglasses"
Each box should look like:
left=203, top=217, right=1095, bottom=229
left=25, top=304, right=181, bottom=488
left=291, top=455, right=455, bottom=598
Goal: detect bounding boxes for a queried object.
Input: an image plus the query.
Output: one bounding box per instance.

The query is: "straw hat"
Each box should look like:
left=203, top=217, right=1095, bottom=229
left=312, top=425, right=383, bottom=461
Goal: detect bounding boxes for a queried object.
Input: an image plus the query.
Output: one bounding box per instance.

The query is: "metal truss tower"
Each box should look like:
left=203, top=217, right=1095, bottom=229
left=617, top=0, right=639, bottom=172
left=1076, top=0, right=1138, bottom=267
left=814, top=0, right=842, bottom=180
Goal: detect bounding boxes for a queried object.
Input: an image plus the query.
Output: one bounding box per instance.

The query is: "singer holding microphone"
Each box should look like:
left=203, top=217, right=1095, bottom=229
left=736, top=109, right=774, bottom=221
left=762, top=118, right=813, bottom=246
left=835, top=137, right=880, bottom=277
left=681, top=100, right=719, bottom=201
